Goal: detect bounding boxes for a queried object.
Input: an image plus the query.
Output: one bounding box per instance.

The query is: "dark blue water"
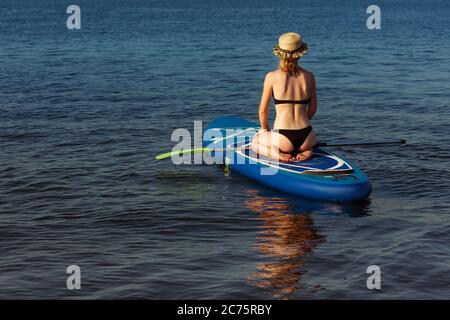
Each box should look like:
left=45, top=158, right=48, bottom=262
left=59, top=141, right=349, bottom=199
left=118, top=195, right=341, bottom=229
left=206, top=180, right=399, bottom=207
left=0, top=0, right=449, bottom=299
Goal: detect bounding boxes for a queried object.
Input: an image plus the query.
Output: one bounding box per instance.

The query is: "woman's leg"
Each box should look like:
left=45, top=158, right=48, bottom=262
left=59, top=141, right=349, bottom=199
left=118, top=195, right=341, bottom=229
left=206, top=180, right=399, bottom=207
left=295, top=130, right=317, bottom=161
left=251, top=131, right=295, bottom=161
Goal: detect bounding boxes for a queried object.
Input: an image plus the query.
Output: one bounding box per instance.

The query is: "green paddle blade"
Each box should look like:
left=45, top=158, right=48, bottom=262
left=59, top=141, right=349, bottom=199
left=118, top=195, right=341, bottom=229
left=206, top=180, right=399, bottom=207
left=155, top=148, right=211, bottom=160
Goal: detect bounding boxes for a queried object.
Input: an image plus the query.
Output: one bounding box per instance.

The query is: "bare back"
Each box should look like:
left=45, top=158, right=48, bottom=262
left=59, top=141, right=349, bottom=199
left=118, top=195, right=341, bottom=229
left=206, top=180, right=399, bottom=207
left=271, top=68, right=316, bottom=129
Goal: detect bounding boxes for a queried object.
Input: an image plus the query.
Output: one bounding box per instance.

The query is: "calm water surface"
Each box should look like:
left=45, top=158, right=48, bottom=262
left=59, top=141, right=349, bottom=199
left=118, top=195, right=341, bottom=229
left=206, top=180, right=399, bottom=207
left=0, top=0, right=449, bottom=299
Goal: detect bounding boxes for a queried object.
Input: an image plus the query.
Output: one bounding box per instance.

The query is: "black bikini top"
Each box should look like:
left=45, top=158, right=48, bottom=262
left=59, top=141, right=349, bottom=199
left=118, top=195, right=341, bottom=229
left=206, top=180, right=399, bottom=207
left=272, top=91, right=309, bottom=105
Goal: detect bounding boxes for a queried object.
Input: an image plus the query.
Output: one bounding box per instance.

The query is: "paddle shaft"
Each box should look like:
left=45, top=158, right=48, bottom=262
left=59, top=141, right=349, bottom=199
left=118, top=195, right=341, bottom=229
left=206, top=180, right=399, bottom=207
left=316, top=139, right=406, bottom=147
left=214, top=139, right=407, bottom=151
left=155, top=139, right=406, bottom=160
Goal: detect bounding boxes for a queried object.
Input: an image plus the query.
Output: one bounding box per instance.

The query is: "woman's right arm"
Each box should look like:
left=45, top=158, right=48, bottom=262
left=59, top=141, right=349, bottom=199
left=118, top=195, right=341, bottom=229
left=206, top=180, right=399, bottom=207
left=258, top=72, right=273, bottom=130
left=307, top=74, right=317, bottom=120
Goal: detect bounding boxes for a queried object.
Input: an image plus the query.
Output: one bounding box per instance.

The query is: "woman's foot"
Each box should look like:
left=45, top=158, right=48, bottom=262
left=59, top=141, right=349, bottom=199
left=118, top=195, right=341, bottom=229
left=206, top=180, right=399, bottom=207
left=278, top=151, right=295, bottom=162
left=268, top=149, right=294, bottom=162
left=295, top=149, right=313, bottom=161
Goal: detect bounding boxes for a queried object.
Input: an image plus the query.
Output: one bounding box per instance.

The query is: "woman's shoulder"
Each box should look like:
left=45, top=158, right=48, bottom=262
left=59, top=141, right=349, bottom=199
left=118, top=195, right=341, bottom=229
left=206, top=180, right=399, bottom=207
left=262, top=70, right=279, bottom=85
left=299, top=67, right=314, bottom=78
left=265, top=69, right=279, bottom=77
left=267, top=68, right=314, bottom=78
left=266, top=69, right=286, bottom=80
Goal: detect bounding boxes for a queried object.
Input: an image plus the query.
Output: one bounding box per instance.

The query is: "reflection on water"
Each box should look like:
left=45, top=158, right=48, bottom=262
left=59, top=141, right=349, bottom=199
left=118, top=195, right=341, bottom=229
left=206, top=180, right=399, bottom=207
left=244, top=188, right=370, bottom=299
left=244, top=189, right=326, bottom=299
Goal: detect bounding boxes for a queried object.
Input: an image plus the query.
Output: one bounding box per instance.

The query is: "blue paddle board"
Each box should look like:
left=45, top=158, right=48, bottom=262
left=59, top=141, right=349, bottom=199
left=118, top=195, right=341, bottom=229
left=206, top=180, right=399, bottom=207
left=203, top=116, right=372, bottom=201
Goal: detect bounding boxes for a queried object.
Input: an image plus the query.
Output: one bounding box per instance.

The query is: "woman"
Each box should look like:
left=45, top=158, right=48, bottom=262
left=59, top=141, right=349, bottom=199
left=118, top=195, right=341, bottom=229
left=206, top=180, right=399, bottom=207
left=251, top=32, right=317, bottom=162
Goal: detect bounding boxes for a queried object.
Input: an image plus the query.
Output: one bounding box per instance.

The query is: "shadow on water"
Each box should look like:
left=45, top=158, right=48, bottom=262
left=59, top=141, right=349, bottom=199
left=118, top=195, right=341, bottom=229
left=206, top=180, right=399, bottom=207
left=243, top=188, right=371, bottom=299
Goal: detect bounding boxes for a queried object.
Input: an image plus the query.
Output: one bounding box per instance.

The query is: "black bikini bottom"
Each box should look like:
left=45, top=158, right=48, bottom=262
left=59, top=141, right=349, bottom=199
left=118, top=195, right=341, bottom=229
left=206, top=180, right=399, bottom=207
left=275, top=126, right=312, bottom=153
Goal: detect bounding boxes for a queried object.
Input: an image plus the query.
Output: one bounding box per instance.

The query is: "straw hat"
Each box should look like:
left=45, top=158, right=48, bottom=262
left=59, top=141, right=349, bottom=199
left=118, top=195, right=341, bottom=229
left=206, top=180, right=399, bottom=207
left=273, top=32, right=308, bottom=60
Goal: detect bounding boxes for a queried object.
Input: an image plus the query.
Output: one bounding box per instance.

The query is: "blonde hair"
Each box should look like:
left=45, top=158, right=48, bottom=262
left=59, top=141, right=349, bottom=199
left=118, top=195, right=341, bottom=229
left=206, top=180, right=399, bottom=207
left=278, top=58, right=301, bottom=77
left=272, top=39, right=308, bottom=77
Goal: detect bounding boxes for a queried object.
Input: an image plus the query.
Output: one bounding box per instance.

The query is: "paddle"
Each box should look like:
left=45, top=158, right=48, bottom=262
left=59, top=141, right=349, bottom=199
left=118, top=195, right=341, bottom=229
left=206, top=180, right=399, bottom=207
left=155, top=139, right=406, bottom=160
left=315, top=139, right=406, bottom=147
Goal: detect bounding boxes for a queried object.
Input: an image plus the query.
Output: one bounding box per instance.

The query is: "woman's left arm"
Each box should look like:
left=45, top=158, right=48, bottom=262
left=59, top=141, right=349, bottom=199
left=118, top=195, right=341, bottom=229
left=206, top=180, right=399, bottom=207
left=307, top=74, right=317, bottom=120
left=258, top=72, right=273, bottom=130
